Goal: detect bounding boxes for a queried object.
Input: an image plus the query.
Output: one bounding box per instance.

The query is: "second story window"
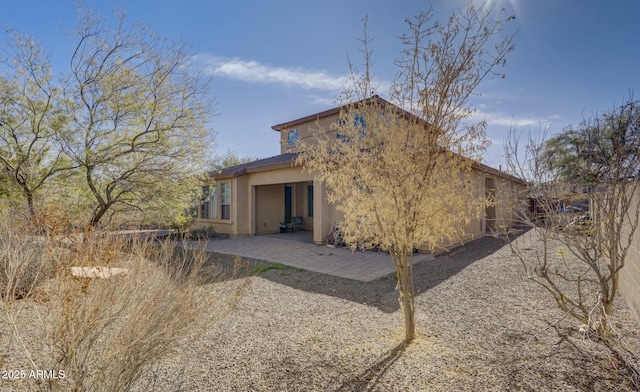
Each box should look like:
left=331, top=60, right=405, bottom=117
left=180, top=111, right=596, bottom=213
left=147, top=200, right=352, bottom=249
left=336, top=115, right=367, bottom=142
left=287, top=129, right=299, bottom=147
left=354, top=114, right=367, bottom=139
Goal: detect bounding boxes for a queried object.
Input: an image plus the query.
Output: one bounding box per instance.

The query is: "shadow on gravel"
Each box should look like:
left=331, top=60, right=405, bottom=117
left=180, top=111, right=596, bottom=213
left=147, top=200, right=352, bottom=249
left=498, top=325, right=639, bottom=391
left=334, top=341, right=408, bottom=391
left=200, top=232, right=527, bottom=314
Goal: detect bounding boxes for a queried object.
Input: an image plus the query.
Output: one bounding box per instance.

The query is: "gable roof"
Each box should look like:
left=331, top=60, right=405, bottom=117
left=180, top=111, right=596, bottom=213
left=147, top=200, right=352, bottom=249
left=473, top=161, right=526, bottom=185
left=271, top=95, right=393, bottom=132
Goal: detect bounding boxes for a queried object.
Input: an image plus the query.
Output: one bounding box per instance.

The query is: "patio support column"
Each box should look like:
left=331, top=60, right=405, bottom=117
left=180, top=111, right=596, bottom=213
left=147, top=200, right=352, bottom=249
left=313, top=179, right=325, bottom=245
left=249, top=185, right=256, bottom=235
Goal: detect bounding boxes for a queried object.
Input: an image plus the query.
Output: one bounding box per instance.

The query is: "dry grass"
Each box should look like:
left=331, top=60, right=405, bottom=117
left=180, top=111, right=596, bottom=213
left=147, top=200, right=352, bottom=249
left=0, top=220, right=51, bottom=302
left=0, top=212, right=245, bottom=392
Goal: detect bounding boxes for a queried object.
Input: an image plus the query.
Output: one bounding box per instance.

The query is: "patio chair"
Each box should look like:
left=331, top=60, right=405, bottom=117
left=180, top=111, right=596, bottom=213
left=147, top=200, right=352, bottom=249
left=289, top=216, right=304, bottom=232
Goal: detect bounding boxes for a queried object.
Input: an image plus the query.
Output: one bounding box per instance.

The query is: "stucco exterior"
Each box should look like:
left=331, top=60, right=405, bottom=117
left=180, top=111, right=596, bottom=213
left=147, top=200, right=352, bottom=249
left=193, top=97, right=526, bottom=251
left=619, top=187, right=640, bottom=320
left=273, top=106, right=343, bottom=154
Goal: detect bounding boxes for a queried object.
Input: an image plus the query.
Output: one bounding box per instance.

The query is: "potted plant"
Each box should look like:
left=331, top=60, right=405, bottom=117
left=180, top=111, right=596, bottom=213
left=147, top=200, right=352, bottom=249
left=279, top=220, right=287, bottom=233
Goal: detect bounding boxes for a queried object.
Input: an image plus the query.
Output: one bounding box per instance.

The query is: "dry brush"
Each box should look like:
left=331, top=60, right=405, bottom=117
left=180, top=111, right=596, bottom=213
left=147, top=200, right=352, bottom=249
left=0, top=210, right=246, bottom=391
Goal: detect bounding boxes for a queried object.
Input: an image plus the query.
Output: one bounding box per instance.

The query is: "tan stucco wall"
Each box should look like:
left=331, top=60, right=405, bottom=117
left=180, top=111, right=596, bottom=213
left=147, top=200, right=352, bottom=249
left=247, top=166, right=313, bottom=186
left=255, top=184, right=284, bottom=234
left=194, top=162, right=525, bottom=256
left=242, top=166, right=316, bottom=236
left=493, top=177, right=525, bottom=228
left=279, top=113, right=340, bottom=154
left=415, top=170, right=485, bottom=253
left=235, top=176, right=250, bottom=234
left=414, top=169, right=527, bottom=253
left=312, top=180, right=345, bottom=244
left=620, top=188, right=640, bottom=320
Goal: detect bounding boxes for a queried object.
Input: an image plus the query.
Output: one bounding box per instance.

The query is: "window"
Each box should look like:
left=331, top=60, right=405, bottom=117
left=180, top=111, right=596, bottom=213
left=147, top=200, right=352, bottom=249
left=307, top=185, right=314, bottom=217
left=353, top=114, right=366, bottom=128
left=220, top=182, right=231, bottom=220
left=199, top=185, right=218, bottom=220
left=336, top=132, right=349, bottom=142
left=336, top=115, right=366, bottom=142
left=354, top=114, right=367, bottom=139
left=200, top=186, right=210, bottom=219
left=287, top=129, right=299, bottom=147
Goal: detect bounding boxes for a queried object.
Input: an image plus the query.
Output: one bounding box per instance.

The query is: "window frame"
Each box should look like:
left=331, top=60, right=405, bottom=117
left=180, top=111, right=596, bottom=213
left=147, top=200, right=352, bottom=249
left=220, top=182, right=231, bottom=221
left=307, top=184, right=314, bottom=218
left=198, top=183, right=228, bottom=221
left=200, top=186, right=211, bottom=219
left=287, top=129, right=299, bottom=147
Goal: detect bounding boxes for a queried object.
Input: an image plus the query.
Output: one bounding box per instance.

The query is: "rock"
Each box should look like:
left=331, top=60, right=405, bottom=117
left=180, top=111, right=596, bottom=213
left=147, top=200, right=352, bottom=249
left=70, top=266, right=129, bottom=279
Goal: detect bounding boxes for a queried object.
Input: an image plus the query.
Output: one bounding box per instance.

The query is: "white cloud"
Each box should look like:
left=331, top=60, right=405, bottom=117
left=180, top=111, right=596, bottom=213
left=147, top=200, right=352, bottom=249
left=470, top=109, right=559, bottom=128
left=306, top=94, right=337, bottom=107
left=194, top=54, right=348, bottom=92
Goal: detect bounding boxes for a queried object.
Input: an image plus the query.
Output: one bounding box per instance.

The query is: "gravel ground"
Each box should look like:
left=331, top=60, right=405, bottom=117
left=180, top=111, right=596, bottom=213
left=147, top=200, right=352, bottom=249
left=2, top=233, right=639, bottom=391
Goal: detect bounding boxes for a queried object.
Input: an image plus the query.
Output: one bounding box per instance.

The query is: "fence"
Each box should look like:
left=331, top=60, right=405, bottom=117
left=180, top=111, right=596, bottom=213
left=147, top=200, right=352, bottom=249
left=620, top=189, right=640, bottom=320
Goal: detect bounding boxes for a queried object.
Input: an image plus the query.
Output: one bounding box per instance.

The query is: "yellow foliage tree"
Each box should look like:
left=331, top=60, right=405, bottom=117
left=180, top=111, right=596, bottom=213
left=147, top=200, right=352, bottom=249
left=298, top=3, right=515, bottom=342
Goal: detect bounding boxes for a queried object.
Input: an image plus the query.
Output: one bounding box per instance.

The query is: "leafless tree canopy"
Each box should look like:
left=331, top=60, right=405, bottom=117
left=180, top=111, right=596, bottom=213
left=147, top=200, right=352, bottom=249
left=504, top=97, right=640, bottom=332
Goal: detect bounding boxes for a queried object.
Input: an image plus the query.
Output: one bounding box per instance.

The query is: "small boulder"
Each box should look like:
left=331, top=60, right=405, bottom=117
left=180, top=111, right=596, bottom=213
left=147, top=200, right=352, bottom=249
left=70, top=266, right=128, bottom=279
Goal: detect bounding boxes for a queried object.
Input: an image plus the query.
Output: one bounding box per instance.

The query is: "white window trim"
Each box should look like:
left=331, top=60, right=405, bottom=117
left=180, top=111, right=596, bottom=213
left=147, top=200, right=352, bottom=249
left=220, top=182, right=231, bottom=221
left=287, top=129, right=299, bottom=147
left=198, top=182, right=231, bottom=222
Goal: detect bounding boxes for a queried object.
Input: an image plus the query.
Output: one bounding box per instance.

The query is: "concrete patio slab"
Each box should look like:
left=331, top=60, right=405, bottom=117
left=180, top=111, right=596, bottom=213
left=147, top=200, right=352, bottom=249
left=183, top=232, right=434, bottom=282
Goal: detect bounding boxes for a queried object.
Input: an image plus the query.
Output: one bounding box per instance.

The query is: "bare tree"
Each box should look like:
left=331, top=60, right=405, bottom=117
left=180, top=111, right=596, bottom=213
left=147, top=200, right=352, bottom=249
left=0, top=32, right=72, bottom=220
left=53, top=9, right=214, bottom=228
left=298, top=3, right=515, bottom=342
left=504, top=97, right=640, bottom=332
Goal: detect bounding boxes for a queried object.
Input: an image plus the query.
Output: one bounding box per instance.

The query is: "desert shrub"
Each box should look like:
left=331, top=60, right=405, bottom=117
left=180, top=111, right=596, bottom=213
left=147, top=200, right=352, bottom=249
left=184, top=225, right=217, bottom=241
left=1, top=211, right=246, bottom=392
left=0, top=216, right=52, bottom=301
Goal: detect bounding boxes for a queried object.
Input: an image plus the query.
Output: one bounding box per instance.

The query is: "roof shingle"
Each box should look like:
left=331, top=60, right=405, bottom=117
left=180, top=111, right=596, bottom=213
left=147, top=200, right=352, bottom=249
left=209, top=152, right=298, bottom=178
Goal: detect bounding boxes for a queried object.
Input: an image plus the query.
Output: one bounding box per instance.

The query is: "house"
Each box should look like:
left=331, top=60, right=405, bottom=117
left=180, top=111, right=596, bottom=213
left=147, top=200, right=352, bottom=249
left=192, top=97, right=526, bottom=251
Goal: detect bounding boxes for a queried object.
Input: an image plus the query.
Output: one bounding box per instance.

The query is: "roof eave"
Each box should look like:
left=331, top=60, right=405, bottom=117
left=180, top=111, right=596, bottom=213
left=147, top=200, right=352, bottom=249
left=270, top=95, right=391, bottom=132
left=209, top=155, right=299, bottom=180
left=472, top=162, right=526, bottom=185
left=245, top=161, right=298, bottom=174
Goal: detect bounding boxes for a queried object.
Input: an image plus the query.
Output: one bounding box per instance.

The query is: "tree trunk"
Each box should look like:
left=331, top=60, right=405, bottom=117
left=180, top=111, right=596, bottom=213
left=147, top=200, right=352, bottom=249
left=89, top=205, right=108, bottom=228
left=392, top=250, right=415, bottom=342
left=604, top=269, right=618, bottom=318
left=26, top=190, right=36, bottom=219
left=400, top=278, right=415, bottom=342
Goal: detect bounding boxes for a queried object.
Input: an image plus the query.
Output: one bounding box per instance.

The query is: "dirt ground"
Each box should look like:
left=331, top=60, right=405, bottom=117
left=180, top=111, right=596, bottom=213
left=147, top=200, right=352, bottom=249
left=154, top=233, right=640, bottom=391
left=2, top=234, right=639, bottom=391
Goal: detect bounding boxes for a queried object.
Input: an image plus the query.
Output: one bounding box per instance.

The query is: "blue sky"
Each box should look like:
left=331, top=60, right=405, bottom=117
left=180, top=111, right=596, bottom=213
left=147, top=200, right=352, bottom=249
left=2, top=0, right=639, bottom=170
